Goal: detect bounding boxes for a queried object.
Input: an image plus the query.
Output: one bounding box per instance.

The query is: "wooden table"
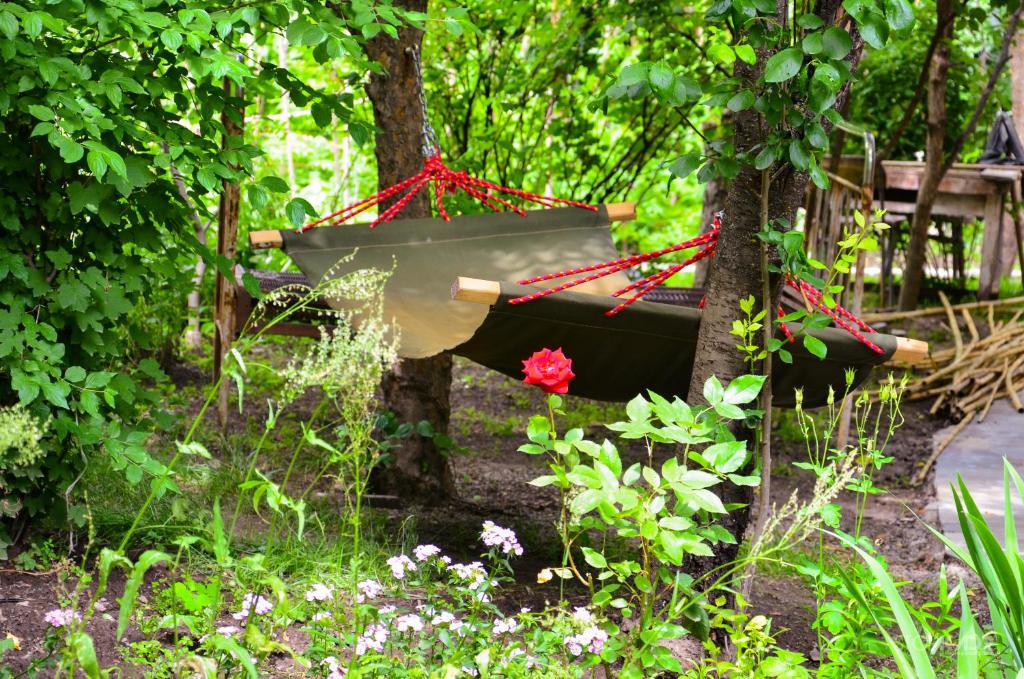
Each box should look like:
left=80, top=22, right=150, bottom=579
left=879, top=161, right=1024, bottom=299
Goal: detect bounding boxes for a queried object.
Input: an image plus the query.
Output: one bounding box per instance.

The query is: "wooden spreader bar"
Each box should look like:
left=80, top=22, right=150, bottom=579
left=248, top=202, right=638, bottom=250
left=450, top=277, right=930, bottom=366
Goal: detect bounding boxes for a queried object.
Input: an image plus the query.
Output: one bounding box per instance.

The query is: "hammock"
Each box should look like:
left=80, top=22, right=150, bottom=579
left=249, top=205, right=927, bottom=407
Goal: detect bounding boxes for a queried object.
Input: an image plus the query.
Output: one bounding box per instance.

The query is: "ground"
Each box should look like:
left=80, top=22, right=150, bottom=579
left=1, top=351, right=953, bottom=674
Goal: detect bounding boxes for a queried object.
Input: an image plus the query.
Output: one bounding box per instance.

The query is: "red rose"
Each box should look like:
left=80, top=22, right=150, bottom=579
left=521, top=347, right=575, bottom=394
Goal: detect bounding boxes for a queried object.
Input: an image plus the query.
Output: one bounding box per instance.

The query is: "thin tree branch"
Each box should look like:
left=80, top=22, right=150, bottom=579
left=941, top=3, right=1024, bottom=175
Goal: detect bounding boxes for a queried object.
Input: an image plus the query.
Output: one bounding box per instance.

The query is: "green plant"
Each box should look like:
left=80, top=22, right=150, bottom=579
left=838, top=535, right=999, bottom=679
left=0, top=0, right=430, bottom=555
left=689, top=604, right=811, bottom=678
left=521, top=376, right=766, bottom=677
left=931, top=458, right=1024, bottom=672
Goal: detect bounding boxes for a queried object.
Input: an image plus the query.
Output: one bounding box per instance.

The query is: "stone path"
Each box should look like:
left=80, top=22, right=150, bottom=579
left=934, top=394, right=1024, bottom=550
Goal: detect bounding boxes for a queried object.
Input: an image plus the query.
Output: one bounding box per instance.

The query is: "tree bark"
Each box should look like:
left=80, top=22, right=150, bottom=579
left=214, top=78, right=243, bottom=427
left=363, top=0, right=455, bottom=502
left=897, top=0, right=954, bottom=311
left=685, top=57, right=809, bottom=578
left=1013, top=26, right=1024, bottom=142
left=687, top=11, right=865, bottom=578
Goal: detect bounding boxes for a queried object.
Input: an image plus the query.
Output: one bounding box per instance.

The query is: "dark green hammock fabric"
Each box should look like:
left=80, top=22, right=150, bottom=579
left=454, top=282, right=896, bottom=408
left=280, top=207, right=897, bottom=408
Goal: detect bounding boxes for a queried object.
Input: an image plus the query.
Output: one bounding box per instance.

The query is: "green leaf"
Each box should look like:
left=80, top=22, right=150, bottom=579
left=285, top=198, right=316, bottom=227
left=649, top=63, right=674, bottom=91
left=789, top=139, right=810, bottom=171
left=65, top=366, right=87, bottom=382
left=0, top=12, right=17, bottom=40
left=801, top=32, right=824, bottom=55
left=797, top=13, right=824, bottom=29
left=581, top=547, right=607, bottom=569
left=707, top=43, right=735, bottom=65
left=822, top=27, right=853, bottom=59
left=118, top=551, right=171, bottom=639
left=702, top=375, right=724, bottom=405
left=724, top=374, right=766, bottom=404
left=69, top=632, right=101, bottom=679
left=669, top=153, right=702, bottom=179
left=86, top=150, right=107, bottom=179
left=764, top=48, right=803, bottom=83
left=727, top=90, right=755, bottom=112
left=803, top=334, right=827, bottom=359
left=884, top=0, right=915, bottom=31
left=735, top=44, right=757, bottom=65
left=260, top=175, right=290, bottom=193
left=626, top=394, right=651, bottom=421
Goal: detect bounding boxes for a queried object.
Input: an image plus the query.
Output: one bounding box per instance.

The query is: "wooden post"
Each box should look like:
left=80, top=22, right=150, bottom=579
left=979, top=191, right=1006, bottom=300
left=213, top=77, right=244, bottom=427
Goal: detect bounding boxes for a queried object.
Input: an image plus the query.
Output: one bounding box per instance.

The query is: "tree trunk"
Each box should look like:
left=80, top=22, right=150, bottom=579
left=363, top=0, right=455, bottom=502
left=898, top=0, right=954, bottom=311
left=1014, top=27, right=1024, bottom=141
left=685, top=57, right=809, bottom=577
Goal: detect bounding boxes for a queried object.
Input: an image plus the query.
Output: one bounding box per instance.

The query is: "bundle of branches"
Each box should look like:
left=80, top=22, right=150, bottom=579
left=886, top=293, right=1024, bottom=483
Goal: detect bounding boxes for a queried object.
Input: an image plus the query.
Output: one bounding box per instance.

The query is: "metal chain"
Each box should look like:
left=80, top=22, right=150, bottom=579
left=408, top=45, right=440, bottom=158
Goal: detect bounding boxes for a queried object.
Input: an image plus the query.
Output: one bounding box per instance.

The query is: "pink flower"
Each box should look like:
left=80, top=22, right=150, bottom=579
left=395, top=613, right=424, bottom=633
left=43, top=608, right=80, bottom=628
left=521, top=347, right=575, bottom=394
left=386, top=555, right=417, bottom=580
left=357, top=579, right=383, bottom=603
left=565, top=626, right=608, bottom=656
left=355, top=623, right=389, bottom=656
left=480, top=521, right=523, bottom=556
left=492, top=617, right=517, bottom=636
left=232, top=593, right=273, bottom=620
left=413, top=544, right=441, bottom=562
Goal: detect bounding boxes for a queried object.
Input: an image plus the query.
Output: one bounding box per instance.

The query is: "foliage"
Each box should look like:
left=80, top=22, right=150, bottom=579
left=849, top=0, right=1013, bottom=161
left=839, top=542, right=1000, bottom=679
left=521, top=376, right=765, bottom=677
left=690, top=606, right=811, bottom=678
left=0, top=0, right=423, bottom=546
left=595, top=0, right=913, bottom=190
left=932, top=458, right=1024, bottom=672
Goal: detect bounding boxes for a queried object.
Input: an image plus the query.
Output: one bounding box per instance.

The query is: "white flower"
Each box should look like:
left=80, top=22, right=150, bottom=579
left=572, top=606, right=594, bottom=624
left=480, top=521, right=523, bottom=556
left=492, top=617, right=517, bottom=636
left=386, top=555, right=417, bottom=580
left=43, top=608, right=80, bottom=628
left=461, top=667, right=478, bottom=677
left=322, top=656, right=346, bottom=679
left=311, top=611, right=332, bottom=622
left=395, top=613, right=424, bottom=633
left=305, top=583, right=334, bottom=602
left=413, top=544, right=442, bottom=562
left=431, top=610, right=457, bottom=626
left=215, top=625, right=240, bottom=636
left=448, top=561, right=488, bottom=588
left=357, top=579, right=383, bottom=603
left=379, top=605, right=397, bottom=615
left=232, top=593, right=273, bottom=620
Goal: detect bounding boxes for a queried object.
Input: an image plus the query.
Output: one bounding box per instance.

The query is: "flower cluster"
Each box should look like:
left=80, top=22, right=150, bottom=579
left=43, top=608, right=80, bottom=628
left=305, top=583, right=333, bottom=602
left=480, top=520, right=524, bottom=556
left=413, top=544, right=441, bottom=562
left=232, top=593, right=273, bottom=621
left=386, top=554, right=417, bottom=580
left=357, top=579, right=383, bottom=603
left=355, top=622, right=389, bottom=656
left=565, top=626, right=608, bottom=657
